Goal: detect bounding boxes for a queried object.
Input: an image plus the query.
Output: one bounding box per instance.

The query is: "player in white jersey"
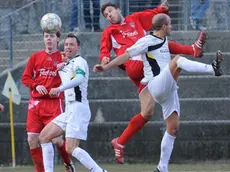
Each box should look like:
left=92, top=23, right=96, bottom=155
left=39, top=33, right=107, bottom=172
left=93, top=14, right=223, bottom=172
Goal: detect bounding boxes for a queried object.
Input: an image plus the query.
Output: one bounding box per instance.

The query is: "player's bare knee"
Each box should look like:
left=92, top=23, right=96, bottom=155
left=170, top=55, right=180, bottom=66
left=52, top=137, right=63, bottom=146
left=142, top=107, right=153, bottom=120
left=66, top=144, right=76, bottom=155
left=27, top=135, right=39, bottom=148
left=169, top=128, right=179, bottom=137
left=38, top=134, right=49, bottom=144
left=175, top=55, right=187, bottom=68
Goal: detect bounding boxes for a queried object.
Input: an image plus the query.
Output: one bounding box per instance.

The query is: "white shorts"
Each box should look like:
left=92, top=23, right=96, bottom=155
left=52, top=101, right=91, bottom=140
left=148, top=65, right=180, bottom=119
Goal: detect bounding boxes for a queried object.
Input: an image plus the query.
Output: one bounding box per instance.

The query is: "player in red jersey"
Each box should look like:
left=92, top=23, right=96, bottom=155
left=21, top=31, right=75, bottom=172
left=99, top=0, right=206, bottom=164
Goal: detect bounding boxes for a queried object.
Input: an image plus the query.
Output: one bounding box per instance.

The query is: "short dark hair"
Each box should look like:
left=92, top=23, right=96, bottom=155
left=65, top=33, right=80, bottom=45
left=56, top=31, right=61, bottom=38
left=43, top=31, right=61, bottom=38
left=101, top=2, right=118, bottom=15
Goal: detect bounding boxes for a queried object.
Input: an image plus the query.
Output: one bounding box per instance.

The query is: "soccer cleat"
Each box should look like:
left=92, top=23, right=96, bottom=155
left=64, top=161, right=76, bottom=172
left=192, top=31, right=206, bottom=57
left=111, top=138, right=124, bottom=164
left=212, top=50, right=224, bottom=76
left=154, top=167, right=162, bottom=172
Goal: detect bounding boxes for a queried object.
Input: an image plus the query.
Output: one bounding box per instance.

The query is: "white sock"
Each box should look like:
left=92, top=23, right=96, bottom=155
left=158, top=132, right=176, bottom=172
left=176, top=56, right=214, bottom=74
left=72, top=147, right=102, bottom=172
left=41, top=142, right=54, bottom=172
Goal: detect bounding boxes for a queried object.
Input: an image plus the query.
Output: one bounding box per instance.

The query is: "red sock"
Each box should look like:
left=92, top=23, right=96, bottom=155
left=168, top=41, right=193, bottom=55
left=56, top=141, right=71, bottom=164
left=30, top=147, right=44, bottom=172
left=117, top=114, right=148, bottom=146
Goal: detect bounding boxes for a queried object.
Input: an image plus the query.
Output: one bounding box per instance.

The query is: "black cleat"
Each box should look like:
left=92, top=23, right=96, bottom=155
left=64, top=162, right=76, bottom=172
left=212, top=50, right=223, bottom=76
left=154, top=167, right=161, bottom=172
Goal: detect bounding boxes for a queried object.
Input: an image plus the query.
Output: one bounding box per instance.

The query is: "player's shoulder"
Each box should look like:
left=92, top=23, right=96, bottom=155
left=148, top=34, right=166, bottom=43
left=71, top=55, right=88, bottom=65
left=103, top=24, right=121, bottom=33
left=136, top=35, right=153, bottom=43
left=29, top=50, right=45, bottom=59
left=32, top=50, right=45, bottom=56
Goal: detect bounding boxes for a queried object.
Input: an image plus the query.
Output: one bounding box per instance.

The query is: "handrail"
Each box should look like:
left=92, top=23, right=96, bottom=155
left=0, top=0, right=43, bottom=22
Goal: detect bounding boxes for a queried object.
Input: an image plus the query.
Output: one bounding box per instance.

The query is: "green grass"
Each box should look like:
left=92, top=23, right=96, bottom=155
left=0, top=163, right=230, bottom=172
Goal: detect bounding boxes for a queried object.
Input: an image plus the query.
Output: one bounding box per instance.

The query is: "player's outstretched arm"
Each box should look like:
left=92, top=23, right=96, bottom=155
left=93, top=52, right=130, bottom=72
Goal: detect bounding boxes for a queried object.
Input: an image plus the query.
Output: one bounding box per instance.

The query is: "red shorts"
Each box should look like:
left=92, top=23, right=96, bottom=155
left=26, top=98, right=64, bottom=133
left=125, top=60, right=146, bottom=94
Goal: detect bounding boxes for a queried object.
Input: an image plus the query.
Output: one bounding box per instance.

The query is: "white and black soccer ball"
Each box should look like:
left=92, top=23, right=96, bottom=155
left=40, top=13, right=62, bottom=33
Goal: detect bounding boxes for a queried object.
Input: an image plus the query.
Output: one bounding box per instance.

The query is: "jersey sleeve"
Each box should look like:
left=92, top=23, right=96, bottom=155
left=126, top=37, right=149, bottom=57
left=99, top=28, right=112, bottom=61
left=21, top=54, right=38, bottom=90
left=132, top=6, right=168, bottom=31
left=73, top=59, right=87, bottom=77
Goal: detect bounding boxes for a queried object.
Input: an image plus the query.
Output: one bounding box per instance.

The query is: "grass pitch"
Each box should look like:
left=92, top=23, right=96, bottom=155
left=0, top=163, right=230, bottom=172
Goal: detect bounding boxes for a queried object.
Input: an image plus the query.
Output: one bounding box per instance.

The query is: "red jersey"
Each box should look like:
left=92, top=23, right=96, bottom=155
left=22, top=50, right=63, bottom=99
left=100, top=6, right=167, bottom=61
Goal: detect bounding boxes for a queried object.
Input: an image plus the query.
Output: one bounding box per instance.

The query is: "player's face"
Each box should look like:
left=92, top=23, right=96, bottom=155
left=64, top=37, right=80, bottom=58
left=43, top=32, right=59, bottom=52
left=103, top=6, right=122, bottom=24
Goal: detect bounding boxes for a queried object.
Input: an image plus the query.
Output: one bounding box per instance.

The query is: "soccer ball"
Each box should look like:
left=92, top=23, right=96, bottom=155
left=40, top=13, right=62, bottom=33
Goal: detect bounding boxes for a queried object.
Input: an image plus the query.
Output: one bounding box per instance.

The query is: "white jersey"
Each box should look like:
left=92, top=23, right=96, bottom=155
left=58, top=55, right=89, bottom=104
left=127, top=34, right=180, bottom=119
left=127, top=34, right=171, bottom=78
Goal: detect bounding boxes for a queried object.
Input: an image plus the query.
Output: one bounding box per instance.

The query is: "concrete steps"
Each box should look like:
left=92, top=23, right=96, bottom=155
left=0, top=98, right=229, bottom=123
left=0, top=121, right=230, bottom=164
left=88, top=76, right=230, bottom=99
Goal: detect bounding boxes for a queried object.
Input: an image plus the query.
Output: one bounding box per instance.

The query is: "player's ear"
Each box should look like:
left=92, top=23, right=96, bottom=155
left=118, top=8, right=121, bottom=13
left=162, top=24, right=167, bottom=30
left=77, top=44, right=81, bottom=52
